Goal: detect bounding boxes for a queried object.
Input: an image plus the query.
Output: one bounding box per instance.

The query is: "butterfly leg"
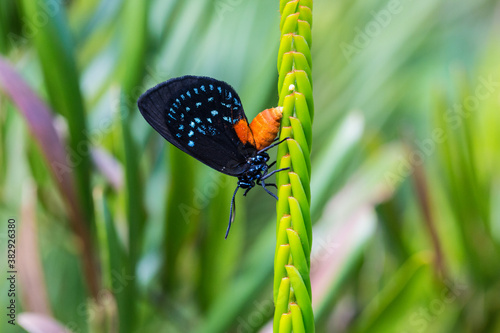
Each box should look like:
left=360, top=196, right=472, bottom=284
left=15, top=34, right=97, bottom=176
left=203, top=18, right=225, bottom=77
left=257, top=137, right=289, bottom=154
left=260, top=179, right=279, bottom=200
left=225, top=185, right=240, bottom=239
left=261, top=167, right=290, bottom=180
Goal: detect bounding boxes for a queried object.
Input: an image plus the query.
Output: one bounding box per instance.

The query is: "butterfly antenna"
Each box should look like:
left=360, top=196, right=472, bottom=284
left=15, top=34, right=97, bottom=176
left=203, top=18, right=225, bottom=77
left=225, top=185, right=240, bottom=239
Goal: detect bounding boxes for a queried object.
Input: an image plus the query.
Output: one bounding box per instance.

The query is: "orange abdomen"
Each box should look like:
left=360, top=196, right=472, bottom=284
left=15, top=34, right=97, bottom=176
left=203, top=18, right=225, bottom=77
left=234, top=107, right=283, bottom=150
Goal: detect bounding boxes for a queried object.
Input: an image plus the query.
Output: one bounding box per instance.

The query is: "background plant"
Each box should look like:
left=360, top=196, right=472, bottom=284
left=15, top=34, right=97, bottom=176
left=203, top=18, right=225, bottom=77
left=0, top=0, right=499, bottom=332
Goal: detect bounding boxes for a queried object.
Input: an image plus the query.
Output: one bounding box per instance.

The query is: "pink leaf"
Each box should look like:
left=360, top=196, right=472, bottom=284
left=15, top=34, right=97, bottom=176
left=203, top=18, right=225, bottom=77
left=18, top=313, right=71, bottom=333
left=0, top=56, right=99, bottom=297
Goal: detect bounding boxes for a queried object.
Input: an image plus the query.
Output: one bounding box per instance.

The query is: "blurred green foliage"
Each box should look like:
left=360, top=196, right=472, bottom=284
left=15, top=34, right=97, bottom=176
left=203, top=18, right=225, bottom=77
left=0, top=0, right=499, bottom=332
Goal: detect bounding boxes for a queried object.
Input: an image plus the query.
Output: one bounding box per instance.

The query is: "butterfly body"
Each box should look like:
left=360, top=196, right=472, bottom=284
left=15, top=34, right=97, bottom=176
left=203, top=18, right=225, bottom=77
left=233, top=107, right=283, bottom=150
left=138, top=75, right=286, bottom=237
left=237, top=152, right=270, bottom=188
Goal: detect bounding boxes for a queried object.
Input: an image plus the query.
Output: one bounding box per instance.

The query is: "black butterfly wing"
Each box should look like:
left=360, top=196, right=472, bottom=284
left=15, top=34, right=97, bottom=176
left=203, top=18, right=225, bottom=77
left=137, top=76, right=256, bottom=176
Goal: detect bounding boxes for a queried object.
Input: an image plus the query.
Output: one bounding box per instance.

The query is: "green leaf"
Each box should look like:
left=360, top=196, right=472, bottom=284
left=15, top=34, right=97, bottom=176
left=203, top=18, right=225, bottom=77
left=279, top=53, right=294, bottom=94
left=163, top=146, right=199, bottom=288
left=277, top=155, right=292, bottom=190
left=289, top=172, right=312, bottom=245
left=277, top=34, right=294, bottom=71
left=298, top=0, right=313, bottom=11
left=279, top=312, right=293, bottom=333
left=352, top=253, right=434, bottom=333
left=298, top=5, right=312, bottom=27
left=281, top=12, right=300, bottom=37
left=280, top=1, right=299, bottom=31
left=294, top=70, right=314, bottom=119
left=20, top=0, right=94, bottom=226
left=274, top=277, right=291, bottom=332
left=274, top=245, right=291, bottom=304
left=199, top=173, right=242, bottom=310
left=292, top=35, right=312, bottom=71
left=288, top=197, right=310, bottom=260
left=277, top=185, right=292, bottom=226
left=101, top=191, right=126, bottom=289
left=116, top=1, right=149, bottom=330
left=0, top=56, right=99, bottom=299
left=290, top=303, right=306, bottom=333
left=285, top=265, right=314, bottom=333
left=281, top=95, right=295, bottom=127
left=279, top=72, right=297, bottom=104
left=293, top=93, right=313, bottom=150
left=287, top=139, right=310, bottom=202
left=297, top=21, right=312, bottom=48
left=119, top=0, right=148, bottom=94
left=292, top=52, right=312, bottom=82
left=277, top=127, right=292, bottom=173
left=275, top=215, right=292, bottom=261
left=286, top=228, right=311, bottom=296
left=290, top=117, right=311, bottom=177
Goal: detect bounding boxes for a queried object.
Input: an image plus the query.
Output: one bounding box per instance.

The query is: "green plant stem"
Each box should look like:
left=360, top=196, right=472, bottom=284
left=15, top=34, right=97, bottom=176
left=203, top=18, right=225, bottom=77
left=117, top=0, right=148, bottom=331
left=274, top=1, right=314, bottom=332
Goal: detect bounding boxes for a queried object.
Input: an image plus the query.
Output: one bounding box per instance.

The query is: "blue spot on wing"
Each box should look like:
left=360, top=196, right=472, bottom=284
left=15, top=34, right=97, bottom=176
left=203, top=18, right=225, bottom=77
left=222, top=116, right=238, bottom=124
left=140, top=76, right=249, bottom=159
left=207, top=126, right=218, bottom=135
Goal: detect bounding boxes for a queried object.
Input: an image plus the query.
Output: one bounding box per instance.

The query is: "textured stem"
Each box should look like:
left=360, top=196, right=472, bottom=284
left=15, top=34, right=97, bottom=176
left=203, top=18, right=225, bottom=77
left=274, top=1, right=314, bottom=332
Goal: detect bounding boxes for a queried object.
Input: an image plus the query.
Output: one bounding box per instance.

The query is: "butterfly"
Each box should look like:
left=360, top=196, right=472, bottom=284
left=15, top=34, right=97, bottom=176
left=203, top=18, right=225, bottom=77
left=137, top=76, right=287, bottom=238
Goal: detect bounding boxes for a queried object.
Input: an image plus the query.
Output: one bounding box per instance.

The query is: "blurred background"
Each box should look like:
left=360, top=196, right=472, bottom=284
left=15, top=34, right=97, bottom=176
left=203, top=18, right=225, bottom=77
left=1, top=0, right=500, bottom=332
